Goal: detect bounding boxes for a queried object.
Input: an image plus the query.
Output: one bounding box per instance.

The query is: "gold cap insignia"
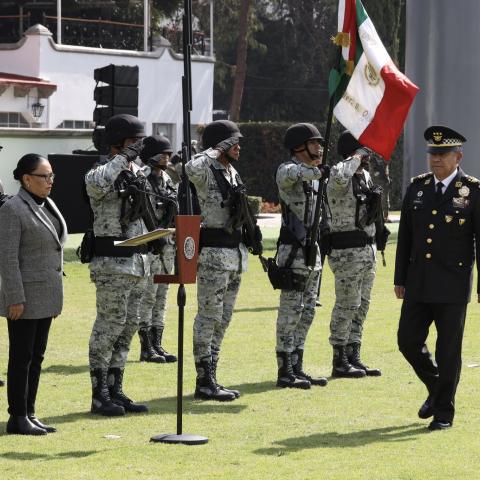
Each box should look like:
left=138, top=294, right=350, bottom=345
left=433, top=132, right=443, bottom=143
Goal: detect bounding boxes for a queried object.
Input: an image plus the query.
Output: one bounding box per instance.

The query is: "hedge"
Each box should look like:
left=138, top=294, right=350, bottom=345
left=235, top=121, right=404, bottom=210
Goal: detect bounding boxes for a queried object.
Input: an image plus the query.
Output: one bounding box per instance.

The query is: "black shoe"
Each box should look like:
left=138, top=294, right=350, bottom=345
left=428, top=419, right=452, bottom=431
left=347, top=343, right=382, bottom=377
left=28, top=415, right=57, bottom=433
left=292, top=349, right=328, bottom=387
left=108, top=367, right=148, bottom=413
left=194, top=359, right=237, bottom=401
left=418, top=397, right=434, bottom=419
left=276, top=352, right=311, bottom=389
left=90, top=368, right=126, bottom=417
left=332, top=346, right=366, bottom=378
left=6, top=416, right=47, bottom=436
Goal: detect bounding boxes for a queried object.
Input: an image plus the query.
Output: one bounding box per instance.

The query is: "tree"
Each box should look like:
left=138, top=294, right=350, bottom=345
left=229, top=0, right=251, bottom=121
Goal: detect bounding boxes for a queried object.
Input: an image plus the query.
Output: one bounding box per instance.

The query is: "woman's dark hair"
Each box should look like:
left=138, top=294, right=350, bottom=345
left=13, top=154, right=48, bottom=182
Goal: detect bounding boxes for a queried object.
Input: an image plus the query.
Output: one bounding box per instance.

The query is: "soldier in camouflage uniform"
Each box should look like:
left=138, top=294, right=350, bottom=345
left=274, top=123, right=330, bottom=389
left=86, top=114, right=150, bottom=416
left=137, top=135, right=178, bottom=364
left=326, top=131, right=382, bottom=378
left=369, top=154, right=391, bottom=221
left=186, top=120, right=247, bottom=402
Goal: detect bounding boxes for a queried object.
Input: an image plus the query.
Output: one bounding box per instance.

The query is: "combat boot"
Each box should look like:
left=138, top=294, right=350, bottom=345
left=138, top=328, right=166, bottom=363
left=347, top=343, right=381, bottom=376
left=90, top=368, right=125, bottom=416
left=108, top=368, right=148, bottom=413
left=332, top=345, right=366, bottom=378
left=292, top=349, right=328, bottom=387
left=211, top=352, right=240, bottom=398
left=276, top=352, right=311, bottom=389
left=194, top=359, right=236, bottom=401
left=151, top=326, right=177, bottom=363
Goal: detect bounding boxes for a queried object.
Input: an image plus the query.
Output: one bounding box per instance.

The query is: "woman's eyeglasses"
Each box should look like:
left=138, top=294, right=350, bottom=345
left=29, top=173, right=55, bottom=182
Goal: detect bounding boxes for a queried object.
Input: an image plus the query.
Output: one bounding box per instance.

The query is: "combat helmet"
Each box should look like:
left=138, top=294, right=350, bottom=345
left=337, top=130, right=363, bottom=159
left=202, top=120, right=243, bottom=149
left=104, top=114, right=145, bottom=147
left=140, top=135, right=173, bottom=163
left=284, top=123, right=324, bottom=151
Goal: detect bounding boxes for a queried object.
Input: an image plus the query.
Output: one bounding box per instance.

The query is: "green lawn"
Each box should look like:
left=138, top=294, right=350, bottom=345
left=0, top=239, right=479, bottom=479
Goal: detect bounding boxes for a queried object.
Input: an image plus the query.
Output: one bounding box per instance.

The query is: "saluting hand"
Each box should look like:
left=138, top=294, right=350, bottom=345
left=8, top=303, right=24, bottom=321
left=394, top=285, right=405, bottom=299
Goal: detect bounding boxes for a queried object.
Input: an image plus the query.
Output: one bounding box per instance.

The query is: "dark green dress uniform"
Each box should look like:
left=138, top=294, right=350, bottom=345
left=395, top=166, right=480, bottom=426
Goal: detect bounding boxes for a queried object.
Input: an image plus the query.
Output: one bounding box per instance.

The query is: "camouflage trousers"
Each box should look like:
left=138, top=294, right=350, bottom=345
left=193, top=264, right=242, bottom=362
left=328, top=245, right=376, bottom=346
left=89, top=272, right=147, bottom=370
left=138, top=246, right=175, bottom=330
left=276, top=269, right=320, bottom=353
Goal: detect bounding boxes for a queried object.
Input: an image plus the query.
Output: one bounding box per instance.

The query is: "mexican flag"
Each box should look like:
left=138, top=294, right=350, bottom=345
left=329, top=0, right=419, bottom=160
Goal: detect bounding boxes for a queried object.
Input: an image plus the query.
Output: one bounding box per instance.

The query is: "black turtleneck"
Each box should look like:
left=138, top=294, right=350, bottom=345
left=23, top=187, right=62, bottom=237
left=23, top=187, right=46, bottom=205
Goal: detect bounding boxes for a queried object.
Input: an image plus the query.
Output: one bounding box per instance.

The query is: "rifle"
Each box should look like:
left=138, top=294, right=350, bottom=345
left=304, top=108, right=335, bottom=268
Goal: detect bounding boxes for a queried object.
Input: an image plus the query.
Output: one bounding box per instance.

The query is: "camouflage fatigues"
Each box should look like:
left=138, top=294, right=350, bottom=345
left=275, top=158, right=323, bottom=353
left=138, top=168, right=178, bottom=329
left=186, top=149, right=248, bottom=362
left=85, top=153, right=150, bottom=370
left=327, top=157, right=377, bottom=346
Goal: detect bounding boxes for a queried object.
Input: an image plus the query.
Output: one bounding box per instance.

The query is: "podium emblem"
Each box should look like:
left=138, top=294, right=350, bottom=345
left=184, top=236, right=196, bottom=260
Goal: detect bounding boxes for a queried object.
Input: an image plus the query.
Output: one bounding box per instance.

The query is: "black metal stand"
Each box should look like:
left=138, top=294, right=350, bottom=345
left=150, top=285, right=208, bottom=445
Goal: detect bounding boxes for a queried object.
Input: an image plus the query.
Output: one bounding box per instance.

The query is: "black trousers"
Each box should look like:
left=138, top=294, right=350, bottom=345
left=397, top=301, right=466, bottom=423
left=7, top=317, right=52, bottom=416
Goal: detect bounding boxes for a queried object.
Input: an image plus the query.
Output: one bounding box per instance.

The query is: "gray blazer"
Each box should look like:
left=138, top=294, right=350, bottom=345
left=0, top=188, right=68, bottom=319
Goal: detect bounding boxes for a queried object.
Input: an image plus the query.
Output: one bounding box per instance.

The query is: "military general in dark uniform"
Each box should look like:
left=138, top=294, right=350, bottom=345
left=394, top=125, right=480, bottom=431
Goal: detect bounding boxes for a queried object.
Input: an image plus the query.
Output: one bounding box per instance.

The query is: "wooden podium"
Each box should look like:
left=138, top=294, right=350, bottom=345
left=153, top=215, right=201, bottom=285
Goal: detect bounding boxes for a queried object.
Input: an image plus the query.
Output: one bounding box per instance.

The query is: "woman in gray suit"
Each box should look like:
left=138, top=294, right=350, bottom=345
left=0, top=154, right=67, bottom=435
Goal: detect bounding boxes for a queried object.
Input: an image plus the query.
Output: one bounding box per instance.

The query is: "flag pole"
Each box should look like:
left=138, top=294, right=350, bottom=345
left=305, top=46, right=341, bottom=268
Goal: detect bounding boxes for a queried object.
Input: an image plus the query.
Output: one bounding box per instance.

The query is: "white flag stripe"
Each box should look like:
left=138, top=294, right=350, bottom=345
left=358, top=17, right=391, bottom=73
left=333, top=52, right=386, bottom=138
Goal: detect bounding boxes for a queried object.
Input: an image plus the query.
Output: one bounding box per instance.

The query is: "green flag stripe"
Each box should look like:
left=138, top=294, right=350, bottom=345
left=356, top=0, right=368, bottom=26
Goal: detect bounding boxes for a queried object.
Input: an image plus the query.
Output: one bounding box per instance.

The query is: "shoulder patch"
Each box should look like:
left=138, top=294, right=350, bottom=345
left=410, top=172, right=432, bottom=183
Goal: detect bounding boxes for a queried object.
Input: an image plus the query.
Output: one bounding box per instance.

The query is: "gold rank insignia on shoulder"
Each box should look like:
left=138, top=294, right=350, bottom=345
left=411, top=172, right=432, bottom=183
left=465, top=175, right=480, bottom=184
left=424, top=178, right=431, bottom=185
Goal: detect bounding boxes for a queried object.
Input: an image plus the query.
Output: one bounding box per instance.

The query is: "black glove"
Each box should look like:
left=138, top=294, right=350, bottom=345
left=121, top=138, right=145, bottom=162
left=215, top=137, right=239, bottom=153
left=319, top=164, right=330, bottom=180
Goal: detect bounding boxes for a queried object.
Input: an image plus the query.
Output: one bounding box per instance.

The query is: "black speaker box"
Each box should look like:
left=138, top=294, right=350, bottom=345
left=48, top=153, right=104, bottom=234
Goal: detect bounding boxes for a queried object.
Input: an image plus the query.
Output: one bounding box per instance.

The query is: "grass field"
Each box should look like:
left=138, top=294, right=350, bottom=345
left=0, top=231, right=479, bottom=479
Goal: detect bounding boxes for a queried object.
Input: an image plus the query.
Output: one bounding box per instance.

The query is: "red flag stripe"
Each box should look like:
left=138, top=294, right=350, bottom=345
left=359, top=63, right=420, bottom=160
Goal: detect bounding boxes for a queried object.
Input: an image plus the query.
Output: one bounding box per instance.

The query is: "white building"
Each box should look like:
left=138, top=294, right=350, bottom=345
left=0, top=23, right=214, bottom=193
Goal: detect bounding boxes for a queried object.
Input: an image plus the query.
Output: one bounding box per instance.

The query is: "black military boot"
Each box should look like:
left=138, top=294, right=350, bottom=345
left=138, top=328, right=166, bottom=363
left=347, top=343, right=382, bottom=376
left=292, top=349, right=328, bottom=387
left=331, top=345, right=366, bottom=378
left=151, top=326, right=177, bottom=363
left=90, top=368, right=125, bottom=416
left=211, top=353, right=240, bottom=398
left=194, top=359, right=236, bottom=401
left=108, top=368, right=148, bottom=413
left=276, top=352, right=311, bottom=389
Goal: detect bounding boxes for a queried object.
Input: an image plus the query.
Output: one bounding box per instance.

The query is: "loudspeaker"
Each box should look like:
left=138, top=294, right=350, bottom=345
left=48, top=153, right=104, bottom=233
